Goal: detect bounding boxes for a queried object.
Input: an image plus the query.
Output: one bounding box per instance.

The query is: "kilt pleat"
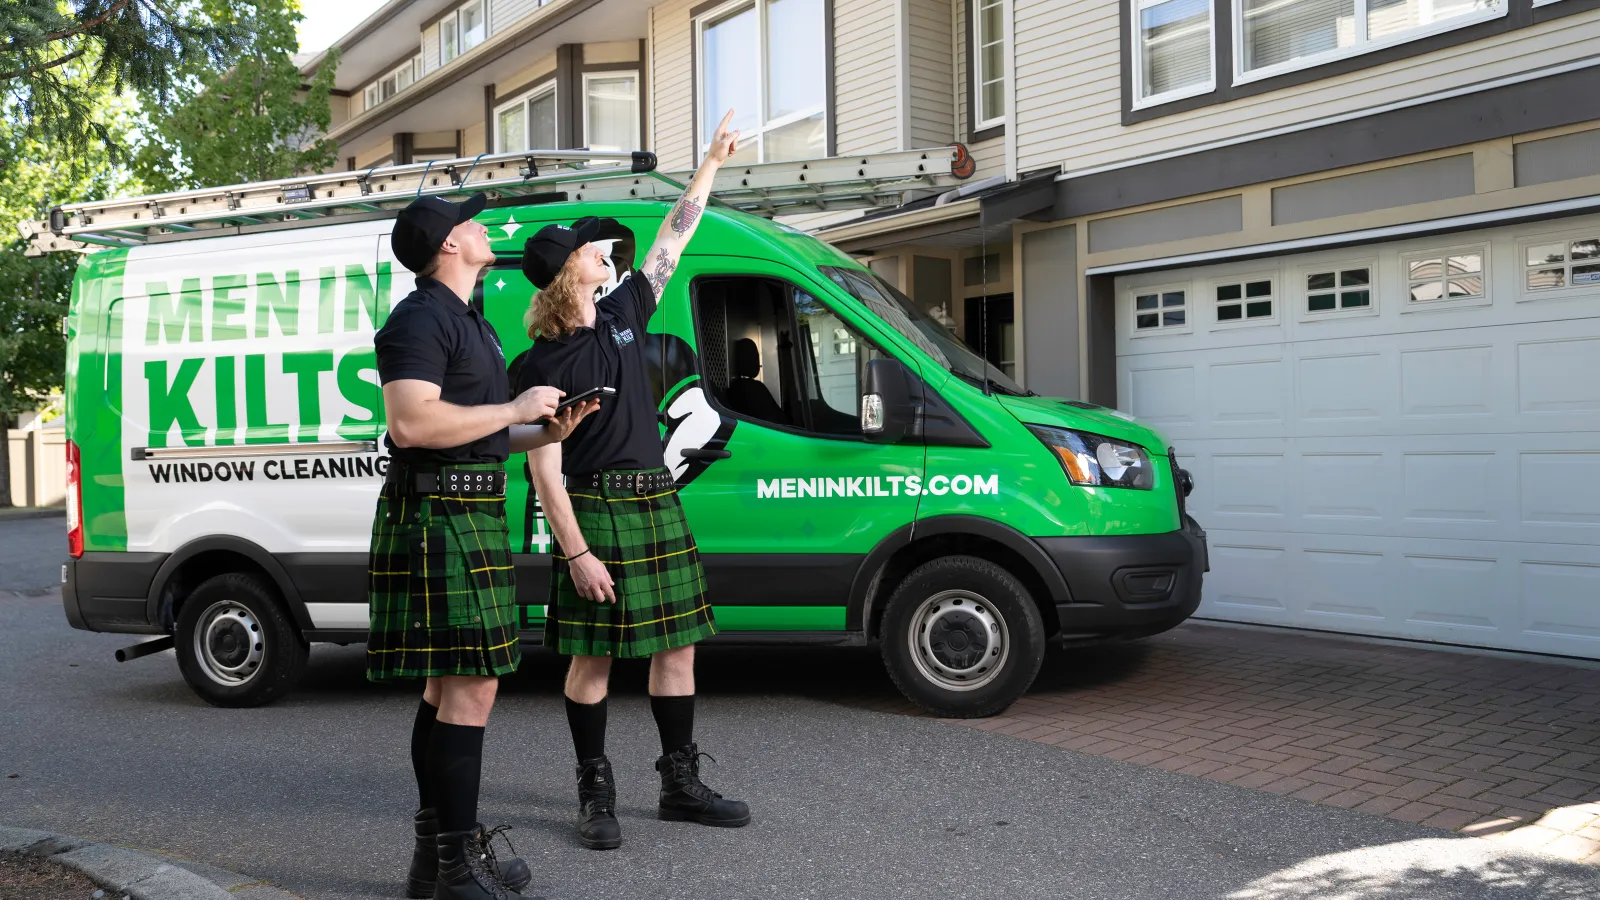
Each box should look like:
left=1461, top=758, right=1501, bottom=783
left=367, top=464, right=520, bottom=681
left=546, top=467, right=716, bottom=658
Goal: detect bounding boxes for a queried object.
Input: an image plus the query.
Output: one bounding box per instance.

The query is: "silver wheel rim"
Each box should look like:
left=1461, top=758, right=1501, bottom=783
left=193, top=600, right=264, bottom=686
left=908, top=589, right=1009, bottom=692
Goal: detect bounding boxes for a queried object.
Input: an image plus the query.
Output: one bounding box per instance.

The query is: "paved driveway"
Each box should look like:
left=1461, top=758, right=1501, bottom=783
left=2, top=583, right=1597, bottom=900
left=0, top=513, right=66, bottom=595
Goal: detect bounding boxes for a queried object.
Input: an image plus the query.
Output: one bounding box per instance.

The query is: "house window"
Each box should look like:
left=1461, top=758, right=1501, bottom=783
left=441, top=0, right=487, bottom=65
left=1525, top=236, right=1600, bottom=292
left=972, top=0, right=1007, bottom=126
left=1306, top=267, right=1371, bottom=312
left=1238, top=0, right=1501, bottom=82
left=495, top=84, right=557, bottom=153
left=1133, top=0, right=1213, bottom=106
left=584, top=73, right=641, bottom=152
left=697, top=0, right=827, bottom=164
left=1407, top=250, right=1484, bottom=303
left=1134, top=288, right=1187, bottom=331
left=1216, top=279, right=1274, bottom=322
left=365, top=56, right=422, bottom=111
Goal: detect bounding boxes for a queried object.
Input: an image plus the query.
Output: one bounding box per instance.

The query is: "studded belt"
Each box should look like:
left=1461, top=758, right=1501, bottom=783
left=385, top=465, right=506, bottom=496
left=567, top=470, right=677, bottom=495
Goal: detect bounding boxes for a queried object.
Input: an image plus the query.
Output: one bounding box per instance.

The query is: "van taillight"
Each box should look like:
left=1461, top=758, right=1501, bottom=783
left=66, top=439, right=83, bottom=558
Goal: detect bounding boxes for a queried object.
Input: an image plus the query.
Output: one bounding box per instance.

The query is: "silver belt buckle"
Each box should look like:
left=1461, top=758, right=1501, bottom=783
left=634, top=473, right=647, bottom=495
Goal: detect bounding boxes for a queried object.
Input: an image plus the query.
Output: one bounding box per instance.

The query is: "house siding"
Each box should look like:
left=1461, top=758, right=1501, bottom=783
left=954, top=0, right=1004, bottom=176
left=491, top=0, right=544, bottom=34
left=422, top=22, right=442, bottom=74
left=907, top=0, right=955, bottom=148
left=1014, top=6, right=1600, bottom=174
left=649, top=0, right=697, bottom=171
left=835, top=0, right=901, bottom=154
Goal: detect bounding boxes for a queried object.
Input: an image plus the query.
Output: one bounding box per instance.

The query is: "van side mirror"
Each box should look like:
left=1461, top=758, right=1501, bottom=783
left=862, top=358, right=916, bottom=443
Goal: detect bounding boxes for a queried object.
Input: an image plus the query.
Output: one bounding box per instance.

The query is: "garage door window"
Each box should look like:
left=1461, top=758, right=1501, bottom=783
left=1133, top=287, right=1189, bottom=334
left=1215, top=278, right=1274, bottom=325
left=1306, top=267, right=1371, bottom=314
left=1525, top=236, right=1600, bottom=293
left=1405, top=248, right=1485, bottom=307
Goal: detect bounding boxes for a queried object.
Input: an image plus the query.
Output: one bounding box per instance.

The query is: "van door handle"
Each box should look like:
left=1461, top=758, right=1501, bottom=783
left=680, top=448, right=732, bottom=460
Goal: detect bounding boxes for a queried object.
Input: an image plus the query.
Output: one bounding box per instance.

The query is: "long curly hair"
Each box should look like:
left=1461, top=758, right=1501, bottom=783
left=524, top=262, right=591, bottom=340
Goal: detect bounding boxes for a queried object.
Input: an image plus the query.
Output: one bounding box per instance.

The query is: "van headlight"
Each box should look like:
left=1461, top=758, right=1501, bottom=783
left=1027, top=425, right=1155, bottom=490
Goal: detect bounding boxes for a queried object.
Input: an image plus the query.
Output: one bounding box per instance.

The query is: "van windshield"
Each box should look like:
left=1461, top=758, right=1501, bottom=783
left=820, top=265, right=1030, bottom=396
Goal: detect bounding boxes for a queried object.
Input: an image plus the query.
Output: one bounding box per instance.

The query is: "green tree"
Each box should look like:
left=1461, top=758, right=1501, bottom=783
left=133, top=0, right=339, bottom=191
left=0, top=56, right=137, bottom=508
left=0, top=0, right=236, bottom=161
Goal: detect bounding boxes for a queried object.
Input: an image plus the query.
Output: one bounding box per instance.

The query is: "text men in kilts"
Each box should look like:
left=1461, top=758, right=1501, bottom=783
left=370, top=193, right=598, bottom=900
left=513, top=110, right=751, bottom=850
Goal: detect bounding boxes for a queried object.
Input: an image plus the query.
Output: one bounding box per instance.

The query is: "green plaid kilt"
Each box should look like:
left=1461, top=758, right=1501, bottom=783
left=367, top=463, right=520, bottom=681
left=547, top=468, right=716, bottom=658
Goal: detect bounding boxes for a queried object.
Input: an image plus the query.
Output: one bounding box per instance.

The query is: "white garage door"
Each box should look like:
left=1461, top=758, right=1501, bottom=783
left=1115, top=214, right=1600, bottom=659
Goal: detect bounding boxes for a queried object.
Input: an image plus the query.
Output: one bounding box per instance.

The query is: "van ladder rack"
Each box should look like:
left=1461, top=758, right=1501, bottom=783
left=21, top=146, right=969, bottom=255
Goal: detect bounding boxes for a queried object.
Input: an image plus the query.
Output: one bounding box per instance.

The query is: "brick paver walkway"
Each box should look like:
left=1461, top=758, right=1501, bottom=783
left=866, top=623, right=1600, bottom=864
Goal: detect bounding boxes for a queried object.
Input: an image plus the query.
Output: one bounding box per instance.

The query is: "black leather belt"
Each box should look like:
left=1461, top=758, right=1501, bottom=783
left=386, top=465, right=506, bottom=496
left=568, top=470, right=676, bottom=495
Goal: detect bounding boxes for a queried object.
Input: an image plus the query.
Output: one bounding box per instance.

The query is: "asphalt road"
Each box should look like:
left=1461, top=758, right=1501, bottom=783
left=3, top=517, right=1598, bottom=899
left=1, top=513, right=67, bottom=595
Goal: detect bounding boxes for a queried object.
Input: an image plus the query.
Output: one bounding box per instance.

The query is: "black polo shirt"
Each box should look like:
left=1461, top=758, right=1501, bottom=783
left=374, top=276, right=510, bottom=464
left=512, top=272, right=662, bottom=474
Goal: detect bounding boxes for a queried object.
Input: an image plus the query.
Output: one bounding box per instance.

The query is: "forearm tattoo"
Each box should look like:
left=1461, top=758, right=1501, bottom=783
left=646, top=247, right=678, bottom=298
left=670, top=196, right=704, bottom=234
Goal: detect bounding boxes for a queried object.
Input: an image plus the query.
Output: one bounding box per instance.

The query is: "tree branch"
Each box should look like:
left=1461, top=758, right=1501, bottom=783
left=0, top=46, right=90, bottom=81
left=3, top=0, right=134, bottom=52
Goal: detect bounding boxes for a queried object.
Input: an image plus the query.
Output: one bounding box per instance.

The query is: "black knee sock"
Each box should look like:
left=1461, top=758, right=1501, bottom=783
left=428, top=723, right=485, bottom=834
left=411, top=698, right=438, bottom=811
left=565, top=696, right=607, bottom=762
left=650, top=694, right=695, bottom=755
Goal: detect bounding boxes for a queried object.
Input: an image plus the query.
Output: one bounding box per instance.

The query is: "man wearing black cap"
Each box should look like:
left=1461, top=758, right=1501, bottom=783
left=370, top=192, right=597, bottom=899
left=514, top=111, right=748, bottom=852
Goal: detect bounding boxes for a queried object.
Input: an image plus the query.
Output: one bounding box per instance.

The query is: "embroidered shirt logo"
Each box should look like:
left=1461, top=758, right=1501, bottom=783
left=612, top=327, right=636, bottom=346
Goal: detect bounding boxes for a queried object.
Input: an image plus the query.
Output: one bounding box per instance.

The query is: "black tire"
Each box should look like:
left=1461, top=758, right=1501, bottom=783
left=880, top=555, right=1046, bottom=718
left=175, top=572, right=307, bottom=708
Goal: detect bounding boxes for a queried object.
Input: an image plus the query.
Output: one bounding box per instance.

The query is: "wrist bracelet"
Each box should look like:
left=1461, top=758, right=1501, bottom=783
left=570, top=548, right=592, bottom=562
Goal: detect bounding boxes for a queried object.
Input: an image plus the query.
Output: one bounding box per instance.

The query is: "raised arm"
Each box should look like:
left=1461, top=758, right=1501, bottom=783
left=641, top=109, right=742, bottom=301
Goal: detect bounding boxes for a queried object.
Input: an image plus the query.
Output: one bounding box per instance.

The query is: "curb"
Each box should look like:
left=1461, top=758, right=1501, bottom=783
left=0, top=826, right=302, bottom=900
left=0, top=507, right=65, bottom=521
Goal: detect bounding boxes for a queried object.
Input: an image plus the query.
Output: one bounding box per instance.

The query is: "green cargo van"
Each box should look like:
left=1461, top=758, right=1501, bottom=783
left=58, top=170, right=1206, bottom=717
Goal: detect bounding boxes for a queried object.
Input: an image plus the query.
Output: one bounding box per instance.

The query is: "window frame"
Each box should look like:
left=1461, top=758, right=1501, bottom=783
left=581, top=70, right=642, bottom=152
left=693, top=0, right=830, bottom=164
left=1298, top=259, right=1379, bottom=321
left=439, top=0, right=488, bottom=65
left=688, top=274, right=887, bottom=442
left=1129, top=0, right=1217, bottom=110
left=493, top=81, right=559, bottom=153
left=362, top=55, right=423, bottom=112
left=1209, top=272, right=1279, bottom=328
left=1128, top=282, right=1195, bottom=337
left=1517, top=229, right=1600, bottom=301
left=971, top=0, right=1010, bottom=128
left=1400, top=243, right=1490, bottom=312
left=1232, top=0, right=1506, bottom=86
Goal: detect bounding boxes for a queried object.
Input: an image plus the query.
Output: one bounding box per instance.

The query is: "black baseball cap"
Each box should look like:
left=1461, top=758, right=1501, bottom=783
left=390, top=193, right=488, bottom=273
left=521, top=217, right=601, bottom=289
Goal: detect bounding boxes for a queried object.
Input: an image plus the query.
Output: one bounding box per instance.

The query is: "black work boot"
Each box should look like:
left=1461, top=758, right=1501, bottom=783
left=576, top=756, right=622, bottom=850
left=655, top=743, right=751, bottom=827
left=434, top=826, right=523, bottom=900
left=411, top=815, right=530, bottom=897
left=406, top=808, right=439, bottom=898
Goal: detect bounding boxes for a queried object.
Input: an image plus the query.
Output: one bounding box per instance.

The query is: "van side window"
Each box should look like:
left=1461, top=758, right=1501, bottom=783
left=692, top=276, right=882, bottom=437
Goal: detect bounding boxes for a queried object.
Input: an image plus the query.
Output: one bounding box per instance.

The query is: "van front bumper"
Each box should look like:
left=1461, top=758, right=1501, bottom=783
left=1035, top=515, right=1207, bottom=638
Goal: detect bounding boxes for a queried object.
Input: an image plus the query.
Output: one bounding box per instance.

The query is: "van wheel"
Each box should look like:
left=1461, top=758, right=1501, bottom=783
left=175, top=573, right=307, bottom=708
left=880, top=555, right=1046, bottom=718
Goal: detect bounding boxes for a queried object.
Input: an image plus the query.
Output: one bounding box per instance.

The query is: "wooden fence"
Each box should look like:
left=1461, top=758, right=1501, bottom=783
left=6, top=428, right=67, bottom=508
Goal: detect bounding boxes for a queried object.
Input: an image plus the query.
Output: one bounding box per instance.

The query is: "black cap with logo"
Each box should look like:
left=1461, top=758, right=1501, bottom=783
left=390, top=193, right=488, bottom=273
left=521, top=217, right=601, bottom=289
